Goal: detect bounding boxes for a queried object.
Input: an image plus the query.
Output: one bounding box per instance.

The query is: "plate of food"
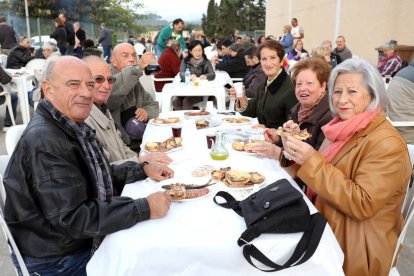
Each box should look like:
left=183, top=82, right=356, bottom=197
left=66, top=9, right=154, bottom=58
left=275, top=127, right=312, bottom=140
left=211, top=167, right=265, bottom=190
left=161, top=181, right=214, bottom=201
left=149, top=117, right=181, bottom=126
left=184, top=109, right=211, bottom=120
left=195, top=119, right=221, bottom=129
left=142, top=137, right=183, bottom=153
left=230, top=139, right=265, bottom=155
left=222, top=117, right=251, bottom=125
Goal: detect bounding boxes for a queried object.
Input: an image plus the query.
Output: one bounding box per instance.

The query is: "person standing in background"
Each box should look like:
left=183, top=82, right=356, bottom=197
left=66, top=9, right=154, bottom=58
left=333, top=36, right=352, bottom=61
left=155, top=39, right=181, bottom=92
left=98, top=23, right=113, bottom=63
left=291, top=18, right=304, bottom=40
left=156, top=18, right=187, bottom=57
left=74, top=22, right=86, bottom=58
left=280, top=25, right=294, bottom=53
left=0, top=17, right=18, bottom=55
left=50, top=17, right=67, bottom=55
left=59, top=13, right=75, bottom=55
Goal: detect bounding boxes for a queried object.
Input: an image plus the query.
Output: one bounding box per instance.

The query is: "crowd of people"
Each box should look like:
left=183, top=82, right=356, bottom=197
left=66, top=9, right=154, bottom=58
left=0, top=13, right=413, bottom=276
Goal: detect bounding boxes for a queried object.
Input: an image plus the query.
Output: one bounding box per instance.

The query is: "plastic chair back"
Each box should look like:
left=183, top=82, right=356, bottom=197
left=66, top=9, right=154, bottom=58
left=25, top=58, right=45, bottom=71
left=5, top=124, right=27, bottom=155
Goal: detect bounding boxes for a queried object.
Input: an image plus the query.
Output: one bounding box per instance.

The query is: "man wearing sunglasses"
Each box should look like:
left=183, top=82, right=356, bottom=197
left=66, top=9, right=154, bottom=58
left=107, top=42, right=159, bottom=152
left=84, top=56, right=172, bottom=165
left=3, top=56, right=173, bottom=275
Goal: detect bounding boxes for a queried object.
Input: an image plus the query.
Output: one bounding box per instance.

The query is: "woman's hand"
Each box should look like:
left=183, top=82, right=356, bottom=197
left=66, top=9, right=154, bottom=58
left=190, top=74, right=197, bottom=81
left=251, top=124, right=265, bottom=129
left=252, top=142, right=281, bottom=159
left=263, top=128, right=280, bottom=143
left=199, top=75, right=207, bottom=80
left=282, top=120, right=300, bottom=132
left=282, top=135, right=316, bottom=165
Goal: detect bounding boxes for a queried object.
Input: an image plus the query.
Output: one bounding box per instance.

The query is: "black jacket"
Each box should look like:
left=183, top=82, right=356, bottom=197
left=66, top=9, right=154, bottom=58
left=6, top=45, right=34, bottom=69
left=241, top=70, right=297, bottom=128
left=215, top=51, right=250, bottom=78
left=50, top=26, right=67, bottom=54
left=243, top=63, right=267, bottom=98
left=179, top=58, right=215, bottom=81
left=0, top=23, right=17, bottom=49
left=4, top=100, right=150, bottom=258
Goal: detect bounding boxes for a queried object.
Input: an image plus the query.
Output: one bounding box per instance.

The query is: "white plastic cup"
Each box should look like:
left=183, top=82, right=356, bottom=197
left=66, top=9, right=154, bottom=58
left=234, top=82, right=243, bottom=98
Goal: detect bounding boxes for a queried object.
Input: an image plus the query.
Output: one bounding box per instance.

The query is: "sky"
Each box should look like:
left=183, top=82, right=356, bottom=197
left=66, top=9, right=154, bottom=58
left=137, top=0, right=220, bottom=22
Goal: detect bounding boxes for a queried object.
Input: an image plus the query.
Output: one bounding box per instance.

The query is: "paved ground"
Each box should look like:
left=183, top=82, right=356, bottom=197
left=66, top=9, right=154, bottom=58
left=0, top=108, right=413, bottom=275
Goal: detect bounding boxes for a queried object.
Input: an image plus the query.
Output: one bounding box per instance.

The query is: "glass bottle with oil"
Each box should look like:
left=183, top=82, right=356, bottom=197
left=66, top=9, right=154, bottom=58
left=210, top=131, right=229, bottom=160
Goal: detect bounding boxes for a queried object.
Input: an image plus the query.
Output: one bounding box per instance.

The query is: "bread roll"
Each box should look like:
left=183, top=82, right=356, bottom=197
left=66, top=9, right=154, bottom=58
left=232, top=141, right=244, bottom=151
left=145, top=142, right=159, bottom=152
left=249, top=172, right=265, bottom=184
left=164, top=117, right=180, bottom=124
left=224, top=170, right=251, bottom=187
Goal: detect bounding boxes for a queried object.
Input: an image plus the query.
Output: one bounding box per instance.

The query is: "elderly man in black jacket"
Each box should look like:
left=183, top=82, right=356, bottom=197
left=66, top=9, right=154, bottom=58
left=6, top=36, right=34, bottom=69
left=3, top=56, right=173, bottom=276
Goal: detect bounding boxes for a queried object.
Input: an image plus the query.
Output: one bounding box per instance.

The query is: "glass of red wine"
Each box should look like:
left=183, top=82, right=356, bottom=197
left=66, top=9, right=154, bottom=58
left=145, top=62, right=162, bottom=75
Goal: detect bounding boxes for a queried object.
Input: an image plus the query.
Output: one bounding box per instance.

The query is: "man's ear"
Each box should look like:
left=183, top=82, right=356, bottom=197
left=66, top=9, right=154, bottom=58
left=109, top=56, right=116, bottom=68
left=41, top=80, right=52, bottom=99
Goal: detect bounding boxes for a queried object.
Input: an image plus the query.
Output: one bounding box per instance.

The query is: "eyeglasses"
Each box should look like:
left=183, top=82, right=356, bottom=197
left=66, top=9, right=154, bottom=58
left=93, top=75, right=116, bottom=84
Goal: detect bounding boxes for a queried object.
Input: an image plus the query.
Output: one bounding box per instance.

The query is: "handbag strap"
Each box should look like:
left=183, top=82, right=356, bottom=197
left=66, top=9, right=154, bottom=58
left=240, top=213, right=327, bottom=272
left=213, top=191, right=243, bottom=217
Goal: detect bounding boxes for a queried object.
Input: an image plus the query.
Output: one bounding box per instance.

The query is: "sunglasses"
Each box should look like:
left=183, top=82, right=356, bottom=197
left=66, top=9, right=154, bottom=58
left=93, top=75, right=116, bottom=84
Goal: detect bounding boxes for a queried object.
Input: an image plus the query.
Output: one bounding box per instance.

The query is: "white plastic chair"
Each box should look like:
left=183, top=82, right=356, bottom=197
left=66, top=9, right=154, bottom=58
left=0, top=54, right=7, bottom=67
left=5, top=124, right=27, bottom=155
left=25, top=58, right=45, bottom=71
left=0, top=155, right=30, bottom=276
left=0, top=84, right=16, bottom=126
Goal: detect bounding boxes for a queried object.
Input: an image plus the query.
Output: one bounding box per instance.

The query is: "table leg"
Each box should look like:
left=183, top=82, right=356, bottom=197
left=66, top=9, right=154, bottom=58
left=161, top=95, right=172, bottom=113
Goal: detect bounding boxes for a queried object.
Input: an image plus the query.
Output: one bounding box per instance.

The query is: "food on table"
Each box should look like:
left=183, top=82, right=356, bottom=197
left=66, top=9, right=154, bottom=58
left=223, top=117, right=251, bottom=124
left=210, top=167, right=265, bottom=188
left=249, top=172, right=266, bottom=184
left=153, top=117, right=181, bottom=124
left=232, top=141, right=244, bottom=151
left=144, top=137, right=183, bottom=152
left=275, top=127, right=312, bottom=140
left=163, top=183, right=210, bottom=200
left=185, top=108, right=210, bottom=117
left=231, top=140, right=263, bottom=153
left=195, top=120, right=209, bottom=129
left=161, top=180, right=215, bottom=190
left=192, top=167, right=209, bottom=177
left=211, top=167, right=231, bottom=180
left=225, top=170, right=252, bottom=187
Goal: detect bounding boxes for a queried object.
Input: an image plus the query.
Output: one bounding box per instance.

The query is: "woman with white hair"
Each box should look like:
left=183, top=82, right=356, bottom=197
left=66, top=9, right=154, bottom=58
left=281, top=57, right=411, bottom=275
left=42, top=38, right=61, bottom=59
left=378, top=40, right=402, bottom=77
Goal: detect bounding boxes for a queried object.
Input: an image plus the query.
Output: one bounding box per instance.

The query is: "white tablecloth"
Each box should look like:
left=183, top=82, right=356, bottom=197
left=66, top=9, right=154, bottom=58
left=87, top=111, right=344, bottom=276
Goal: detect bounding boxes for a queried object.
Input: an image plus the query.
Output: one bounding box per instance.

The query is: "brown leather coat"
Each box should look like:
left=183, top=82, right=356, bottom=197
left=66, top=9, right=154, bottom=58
left=298, top=114, right=411, bottom=276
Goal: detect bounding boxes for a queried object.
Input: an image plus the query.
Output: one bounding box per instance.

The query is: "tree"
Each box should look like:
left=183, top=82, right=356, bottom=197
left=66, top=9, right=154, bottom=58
left=202, top=0, right=218, bottom=37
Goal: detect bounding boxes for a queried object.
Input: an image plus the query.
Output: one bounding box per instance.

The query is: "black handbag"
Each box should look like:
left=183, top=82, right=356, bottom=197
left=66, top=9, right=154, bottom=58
left=213, top=178, right=327, bottom=272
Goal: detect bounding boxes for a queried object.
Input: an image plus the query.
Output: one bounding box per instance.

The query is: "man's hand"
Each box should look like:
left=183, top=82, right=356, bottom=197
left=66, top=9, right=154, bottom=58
left=143, top=163, right=174, bottom=181
left=138, top=52, right=156, bottom=69
left=138, top=152, right=172, bottom=165
left=146, top=191, right=171, bottom=219
left=135, top=108, right=148, bottom=122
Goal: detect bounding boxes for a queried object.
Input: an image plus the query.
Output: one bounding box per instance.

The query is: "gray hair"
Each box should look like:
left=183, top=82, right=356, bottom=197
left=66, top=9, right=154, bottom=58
left=383, top=40, right=397, bottom=50
left=42, top=39, right=59, bottom=52
left=328, top=57, right=389, bottom=115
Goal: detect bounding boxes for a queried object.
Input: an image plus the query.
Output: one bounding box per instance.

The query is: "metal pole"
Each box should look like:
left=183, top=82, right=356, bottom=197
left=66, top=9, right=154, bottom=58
left=24, top=0, right=31, bottom=38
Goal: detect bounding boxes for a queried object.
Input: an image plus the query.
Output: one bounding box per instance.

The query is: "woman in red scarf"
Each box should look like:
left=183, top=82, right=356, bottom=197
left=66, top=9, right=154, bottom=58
left=282, top=57, right=411, bottom=275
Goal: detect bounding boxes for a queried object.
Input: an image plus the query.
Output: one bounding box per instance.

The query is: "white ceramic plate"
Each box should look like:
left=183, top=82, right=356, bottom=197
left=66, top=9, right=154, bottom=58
left=216, top=180, right=263, bottom=191
left=159, top=178, right=212, bottom=202
left=148, top=118, right=182, bottom=126
left=196, top=119, right=221, bottom=129
left=222, top=116, right=252, bottom=126
left=141, top=144, right=184, bottom=154
left=184, top=111, right=211, bottom=121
